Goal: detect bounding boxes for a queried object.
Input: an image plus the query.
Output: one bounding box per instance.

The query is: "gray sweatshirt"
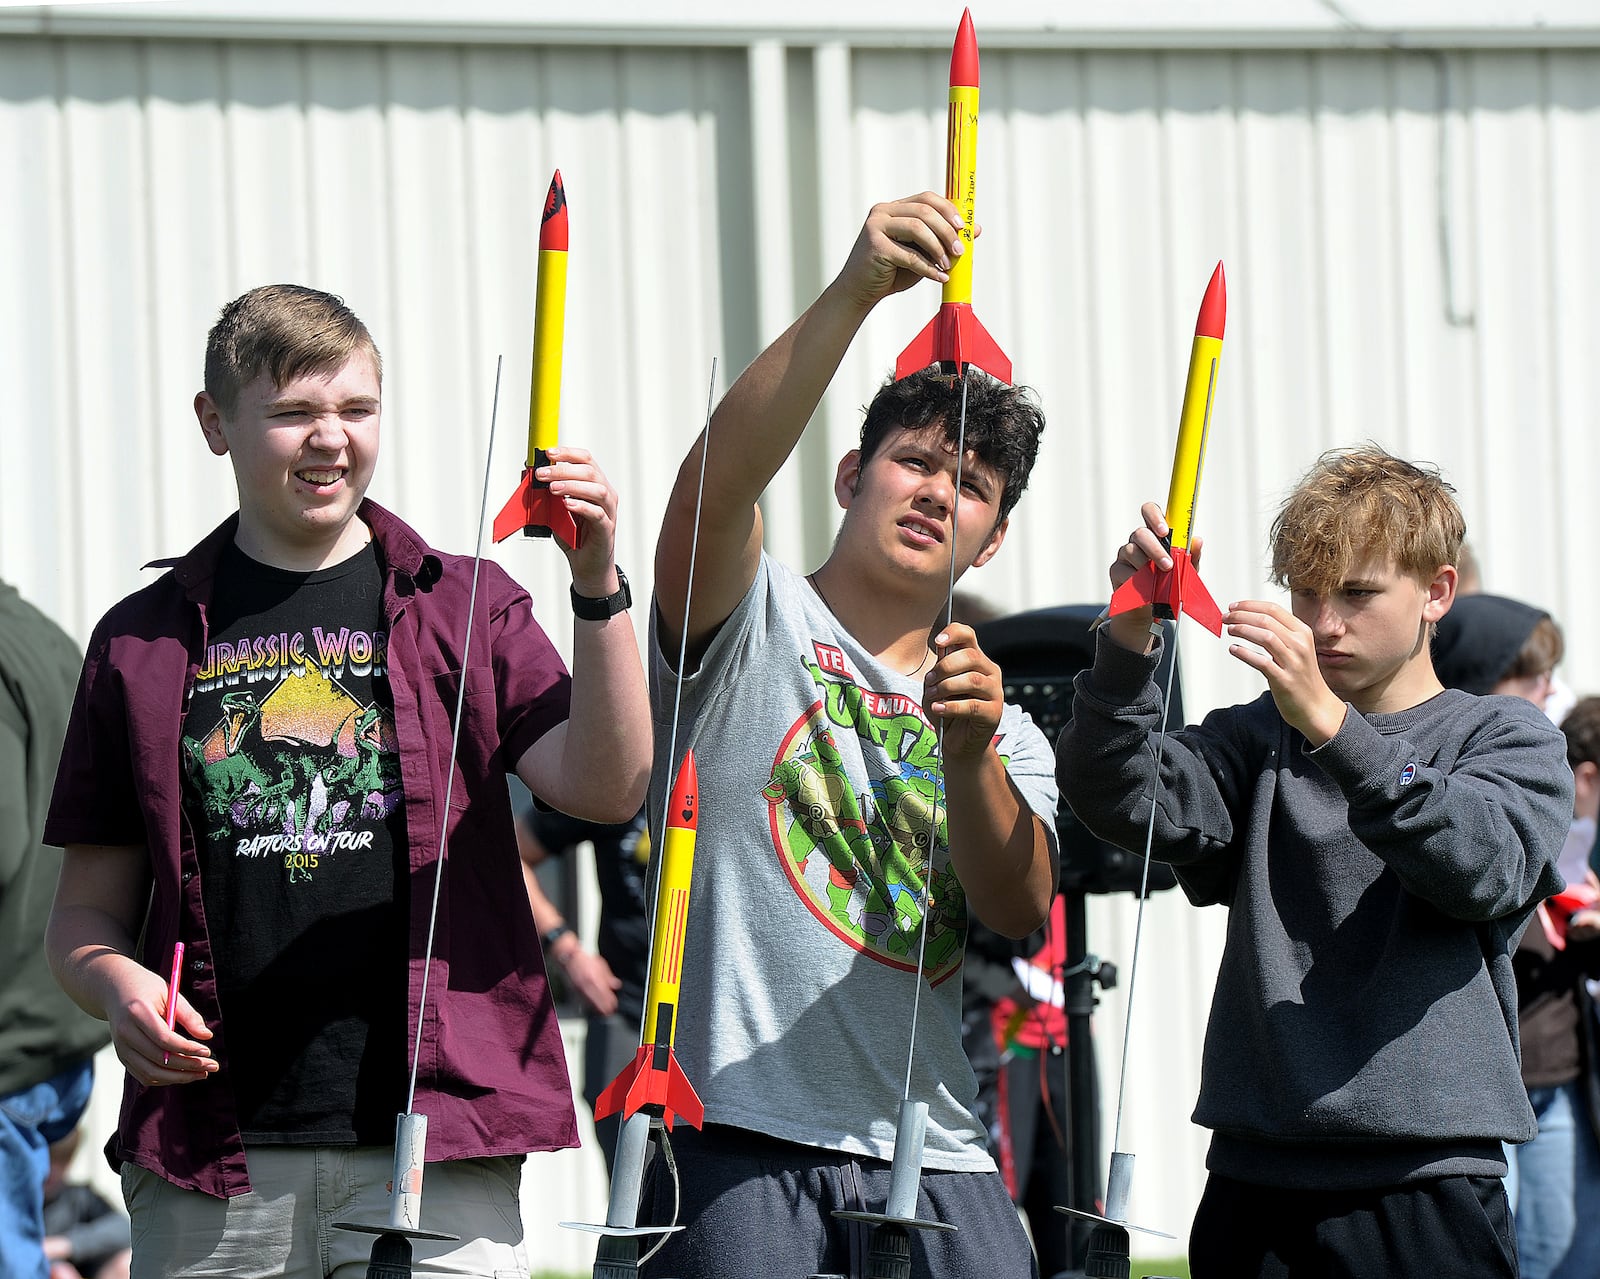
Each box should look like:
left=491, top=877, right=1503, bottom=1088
left=1058, top=632, right=1571, bottom=1189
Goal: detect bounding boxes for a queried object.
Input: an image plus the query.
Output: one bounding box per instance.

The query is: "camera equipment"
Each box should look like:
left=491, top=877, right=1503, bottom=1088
left=972, top=604, right=1186, bottom=1275
left=974, top=604, right=1182, bottom=897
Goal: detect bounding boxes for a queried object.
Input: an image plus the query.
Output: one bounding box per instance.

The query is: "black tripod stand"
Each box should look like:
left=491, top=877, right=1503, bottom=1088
left=973, top=606, right=1184, bottom=1278
left=1059, top=884, right=1111, bottom=1274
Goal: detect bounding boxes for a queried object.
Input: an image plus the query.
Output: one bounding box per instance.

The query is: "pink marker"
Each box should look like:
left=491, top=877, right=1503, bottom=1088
left=162, top=941, right=184, bottom=1066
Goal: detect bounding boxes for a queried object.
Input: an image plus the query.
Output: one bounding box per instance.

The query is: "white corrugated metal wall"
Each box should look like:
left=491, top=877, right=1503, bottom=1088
left=3, top=14, right=1598, bottom=1269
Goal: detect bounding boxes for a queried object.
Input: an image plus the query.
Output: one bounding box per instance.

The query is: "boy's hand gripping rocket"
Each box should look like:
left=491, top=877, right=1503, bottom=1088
left=1110, top=263, right=1227, bottom=636
left=492, top=170, right=583, bottom=549
left=593, top=752, right=705, bottom=1132
left=894, top=9, right=1012, bottom=385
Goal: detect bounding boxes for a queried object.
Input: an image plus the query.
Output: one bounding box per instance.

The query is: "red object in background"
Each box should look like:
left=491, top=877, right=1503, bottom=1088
left=991, top=896, right=1068, bottom=1053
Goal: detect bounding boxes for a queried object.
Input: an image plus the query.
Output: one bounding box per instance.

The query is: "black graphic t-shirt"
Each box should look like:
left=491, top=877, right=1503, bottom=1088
left=181, top=541, right=407, bottom=1144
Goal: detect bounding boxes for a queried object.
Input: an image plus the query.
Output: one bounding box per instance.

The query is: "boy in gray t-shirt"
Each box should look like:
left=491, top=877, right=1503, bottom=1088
left=642, top=195, right=1058, bottom=1278
left=1058, top=446, right=1570, bottom=1279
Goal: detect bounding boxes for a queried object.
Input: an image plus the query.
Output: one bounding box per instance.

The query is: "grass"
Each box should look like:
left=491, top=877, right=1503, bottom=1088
left=533, top=1262, right=1192, bottom=1278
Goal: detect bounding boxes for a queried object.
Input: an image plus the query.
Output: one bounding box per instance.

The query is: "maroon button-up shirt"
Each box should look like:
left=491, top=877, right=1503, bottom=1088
left=46, top=501, right=579, bottom=1196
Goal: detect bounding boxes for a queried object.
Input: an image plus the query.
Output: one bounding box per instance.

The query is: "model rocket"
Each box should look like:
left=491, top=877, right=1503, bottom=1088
left=593, top=752, right=705, bottom=1132
left=1109, top=262, right=1227, bottom=636
left=894, top=9, right=1012, bottom=385
left=492, top=170, right=583, bottom=550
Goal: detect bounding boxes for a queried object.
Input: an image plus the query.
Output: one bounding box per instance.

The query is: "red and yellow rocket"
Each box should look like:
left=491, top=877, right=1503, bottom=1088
left=492, top=170, right=583, bottom=550
left=1110, top=263, right=1227, bottom=636
left=895, top=9, right=1012, bottom=385
left=593, top=752, right=705, bottom=1132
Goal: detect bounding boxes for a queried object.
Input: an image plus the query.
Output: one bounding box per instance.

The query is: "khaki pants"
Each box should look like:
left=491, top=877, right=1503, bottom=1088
left=122, top=1146, right=529, bottom=1279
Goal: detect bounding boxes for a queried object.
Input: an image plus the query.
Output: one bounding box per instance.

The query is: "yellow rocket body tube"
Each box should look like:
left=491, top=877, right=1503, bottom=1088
left=642, top=820, right=694, bottom=1048
left=943, top=83, right=979, bottom=307
left=526, top=249, right=567, bottom=462
left=492, top=170, right=581, bottom=548
left=592, top=751, right=705, bottom=1130
left=1164, top=332, right=1223, bottom=554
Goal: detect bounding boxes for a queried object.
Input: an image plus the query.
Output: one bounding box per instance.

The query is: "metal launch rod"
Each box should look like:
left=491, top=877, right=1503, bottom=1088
left=559, top=360, right=719, bottom=1278
left=333, top=358, right=509, bottom=1270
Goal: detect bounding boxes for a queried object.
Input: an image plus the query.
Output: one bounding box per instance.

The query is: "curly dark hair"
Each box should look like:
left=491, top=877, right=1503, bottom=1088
left=857, top=368, right=1045, bottom=520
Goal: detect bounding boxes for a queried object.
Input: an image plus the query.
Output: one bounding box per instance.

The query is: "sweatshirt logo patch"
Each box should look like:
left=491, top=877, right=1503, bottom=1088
left=1398, top=762, right=1417, bottom=786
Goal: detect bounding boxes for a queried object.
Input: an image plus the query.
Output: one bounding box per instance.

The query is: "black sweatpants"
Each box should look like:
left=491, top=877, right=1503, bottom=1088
left=1189, top=1171, right=1518, bottom=1279
left=639, top=1122, right=1039, bottom=1279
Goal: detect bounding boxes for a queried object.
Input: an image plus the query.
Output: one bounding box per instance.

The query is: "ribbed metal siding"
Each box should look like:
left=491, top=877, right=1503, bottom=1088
left=6, top=32, right=1597, bottom=1263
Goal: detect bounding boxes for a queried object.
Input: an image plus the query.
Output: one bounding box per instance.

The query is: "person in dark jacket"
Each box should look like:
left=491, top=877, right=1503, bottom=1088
left=0, top=580, right=108, bottom=1279
left=1434, top=594, right=1597, bottom=1279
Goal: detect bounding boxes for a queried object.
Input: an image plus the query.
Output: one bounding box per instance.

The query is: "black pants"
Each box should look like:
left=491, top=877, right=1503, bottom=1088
left=998, top=1048, right=1074, bottom=1278
left=1189, top=1171, right=1518, bottom=1279
left=639, top=1122, right=1039, bottom=1279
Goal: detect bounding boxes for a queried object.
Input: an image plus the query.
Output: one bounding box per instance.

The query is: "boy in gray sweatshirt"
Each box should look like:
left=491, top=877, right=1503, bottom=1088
left=1057, top=445, right=1571, bottom=1278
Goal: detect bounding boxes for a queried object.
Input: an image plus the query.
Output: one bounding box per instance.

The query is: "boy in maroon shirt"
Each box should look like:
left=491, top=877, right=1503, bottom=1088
left=44, top=285, right=650, bottom=1278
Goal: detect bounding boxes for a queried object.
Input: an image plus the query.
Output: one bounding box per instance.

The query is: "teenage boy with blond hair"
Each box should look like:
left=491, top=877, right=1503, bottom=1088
left=1058, top=444, right=1571, bottom=1279
left=43, top=284, right=650, bottom=1279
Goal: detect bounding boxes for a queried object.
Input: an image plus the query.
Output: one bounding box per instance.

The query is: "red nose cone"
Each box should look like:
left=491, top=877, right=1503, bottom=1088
left=539, top=170, right=569, bottom=252
left=1195, top=261, right=1226, bottom=340
left=949, top=9, right=979, bottom=89
left=667, top=750, right=698, bottom=833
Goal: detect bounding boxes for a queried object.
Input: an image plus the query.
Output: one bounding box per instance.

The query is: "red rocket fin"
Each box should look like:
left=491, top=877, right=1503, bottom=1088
left=591, top=1046, right=645, bottom=1122
left=1109, top=548, right=1223, bottom=637
left=658, top=1052, right=705, bottom=1131
left=894, top=303, right=1013, bottom=385
left=593, top=1044, right=705, bottom=1132
left=491, top=466, right=584, bottom=549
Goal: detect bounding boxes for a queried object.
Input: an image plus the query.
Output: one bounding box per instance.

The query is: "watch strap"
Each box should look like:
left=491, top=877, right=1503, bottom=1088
left=571, top=567, right=632, bottom=621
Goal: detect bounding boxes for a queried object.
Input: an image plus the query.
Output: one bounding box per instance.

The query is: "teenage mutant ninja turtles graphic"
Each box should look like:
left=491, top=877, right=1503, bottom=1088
left=763, top=656, right=981, bottom=985
left=182, top=660, right=401, bottom=883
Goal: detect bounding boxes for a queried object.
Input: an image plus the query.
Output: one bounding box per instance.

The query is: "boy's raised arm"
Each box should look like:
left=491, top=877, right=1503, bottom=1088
left=515, top=447, right=651, bottom=823
left=654, top=194, right=967, bottom=657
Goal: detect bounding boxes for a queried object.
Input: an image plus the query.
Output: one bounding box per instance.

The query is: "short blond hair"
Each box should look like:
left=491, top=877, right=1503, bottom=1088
left=204, top=284, right=381, bottom=418
left=1270, top=445, right=1465, bottom=593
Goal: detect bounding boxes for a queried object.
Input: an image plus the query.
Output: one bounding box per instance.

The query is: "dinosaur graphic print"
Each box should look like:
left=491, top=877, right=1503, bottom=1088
left=182, top=627, right=401, bottom=885
left=762, top=641, right=1005, bottom=986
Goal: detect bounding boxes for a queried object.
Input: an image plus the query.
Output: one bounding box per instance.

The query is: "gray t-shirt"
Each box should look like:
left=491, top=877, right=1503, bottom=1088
left=649, top=554, right=1059, bottom=1170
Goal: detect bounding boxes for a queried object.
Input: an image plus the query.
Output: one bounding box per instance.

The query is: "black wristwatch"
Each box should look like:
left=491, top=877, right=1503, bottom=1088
left=542, top=922, right=575, bottom=950
left=571, top=568, right=632, bottom=621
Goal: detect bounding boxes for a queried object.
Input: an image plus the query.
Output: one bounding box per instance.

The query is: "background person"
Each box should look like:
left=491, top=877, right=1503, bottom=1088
left=0, top=579, right=109, bottom=1279
left=1434, top=598, right=1600, bottom=1279
left=514, top=789, right=649, bottom=1178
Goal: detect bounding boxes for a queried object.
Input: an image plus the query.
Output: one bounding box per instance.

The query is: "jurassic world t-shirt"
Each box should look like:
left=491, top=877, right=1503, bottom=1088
left=181, top=541, right=407, bottom=1144
left=648, top=553, right=1060, bottom=1171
